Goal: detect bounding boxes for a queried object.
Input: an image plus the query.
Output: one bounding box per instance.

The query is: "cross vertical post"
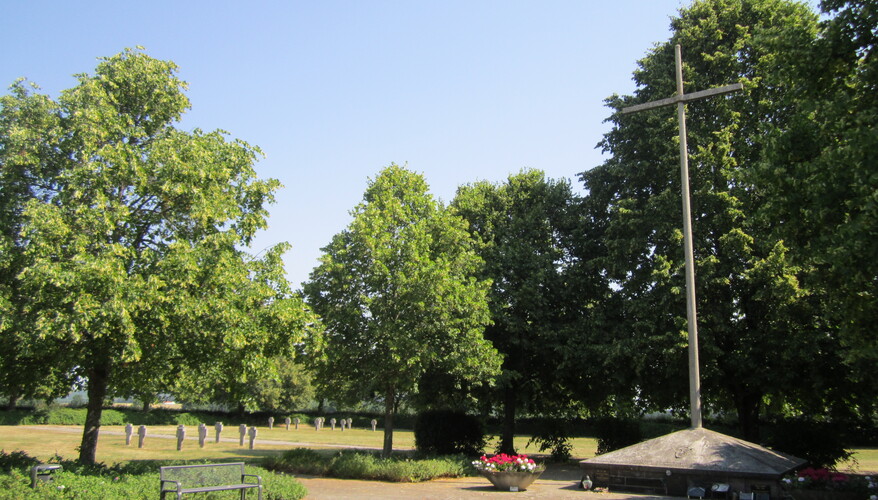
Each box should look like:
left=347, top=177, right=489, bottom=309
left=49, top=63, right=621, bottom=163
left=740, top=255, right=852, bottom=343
left=620, top=44, right=742, bottom=429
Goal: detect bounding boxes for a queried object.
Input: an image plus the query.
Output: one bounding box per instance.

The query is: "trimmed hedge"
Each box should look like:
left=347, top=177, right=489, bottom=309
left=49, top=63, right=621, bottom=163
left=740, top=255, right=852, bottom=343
left=0, top=407, right=272, bottom=426
left=0, top=407, right=427, bottom=431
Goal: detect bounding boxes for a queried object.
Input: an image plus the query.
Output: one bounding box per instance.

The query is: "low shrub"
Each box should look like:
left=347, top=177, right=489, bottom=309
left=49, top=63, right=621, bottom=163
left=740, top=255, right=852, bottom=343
left=764, top=418, right=854, bottom=468
left=0, top=450, right=41, bottom=473
left=0, top=451, right=307, bottom=499
left=250, top=464, right=308, bottom=500
left=0, top=470, right=60, bottom=499
left=265, top=448, right=468, bottom=482
left=266, top=448, right=331, bottom=476
left=170, top=412, right=207, bottom=426
left=527, top=419, right=573, bottom=462
left=332, top=451, right=469, bottom=482
left=387, top=456, right=467, bottom=481
left=414, top=409, right=486, bottom=456
left=286, top=413, right=311, bottom=426
left=0, top=409, right=32, bottom=425
left=332, top=452, right=380, bottom=479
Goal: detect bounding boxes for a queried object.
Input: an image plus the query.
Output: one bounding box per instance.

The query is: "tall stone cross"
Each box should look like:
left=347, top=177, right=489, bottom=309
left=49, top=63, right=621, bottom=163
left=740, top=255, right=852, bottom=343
left=620, top=44, right=742, bottom=429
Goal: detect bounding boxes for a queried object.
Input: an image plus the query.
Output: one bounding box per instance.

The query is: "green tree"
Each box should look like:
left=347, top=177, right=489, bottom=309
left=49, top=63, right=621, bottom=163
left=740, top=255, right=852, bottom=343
left=170, top=243, right=320, bottom=416
left=451, top=169, right=585, bottom=453
left=582, top=0, right=846, bottom=438
left=757, top=0, right=878, bottom=409
left=1, top=48, right=312, bottom=464
left=250, top=357, right=316, bottom=413
left=0, top=81, right=72, bottom=409
left=303, top=164, right=502, bottom=457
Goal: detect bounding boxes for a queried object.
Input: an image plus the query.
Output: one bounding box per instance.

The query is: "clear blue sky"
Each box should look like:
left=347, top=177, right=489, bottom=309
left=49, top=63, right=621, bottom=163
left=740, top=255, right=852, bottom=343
left=2, top=0, right=687, bottom=288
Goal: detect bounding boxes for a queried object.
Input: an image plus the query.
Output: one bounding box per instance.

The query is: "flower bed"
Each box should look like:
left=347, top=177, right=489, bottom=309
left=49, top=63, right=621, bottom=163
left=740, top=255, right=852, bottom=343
left=782, top=467, right=877, bottom=500
left=472, top=454, right=543, bottom=473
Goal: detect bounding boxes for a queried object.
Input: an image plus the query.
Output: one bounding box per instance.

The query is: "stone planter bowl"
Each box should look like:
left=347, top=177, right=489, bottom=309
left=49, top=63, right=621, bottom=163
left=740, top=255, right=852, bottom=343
left=478, top=469, right=544, bottom=491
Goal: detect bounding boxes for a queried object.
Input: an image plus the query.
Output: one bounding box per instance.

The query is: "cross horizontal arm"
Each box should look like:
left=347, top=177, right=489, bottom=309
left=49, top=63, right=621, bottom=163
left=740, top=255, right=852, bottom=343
left=620, top=82, right=743, bottom=115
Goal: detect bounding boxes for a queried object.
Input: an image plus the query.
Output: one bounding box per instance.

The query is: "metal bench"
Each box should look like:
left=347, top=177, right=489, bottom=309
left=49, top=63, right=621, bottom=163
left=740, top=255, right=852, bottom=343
left=160, top=462, right=262, bottom=500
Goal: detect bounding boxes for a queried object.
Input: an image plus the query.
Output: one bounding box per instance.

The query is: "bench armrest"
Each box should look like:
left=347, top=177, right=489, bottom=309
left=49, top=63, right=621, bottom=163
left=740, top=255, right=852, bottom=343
left=242, top=473, right=262, bottom=486
left=160, top=478, right=182, bottom=491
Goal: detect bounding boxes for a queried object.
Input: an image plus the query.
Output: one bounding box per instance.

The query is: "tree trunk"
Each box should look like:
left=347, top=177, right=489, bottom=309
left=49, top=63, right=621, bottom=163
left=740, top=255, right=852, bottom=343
left=141, top=399, right=151, bottom=412
left=5, top=391, right=19, bottom=411
left=79, top=366, right=110, bottom=465
left=499, top=384, right=517, bottom=454
left=734, top=390, right=762, bottom=442
left=382, top=389, right=395, bottom=458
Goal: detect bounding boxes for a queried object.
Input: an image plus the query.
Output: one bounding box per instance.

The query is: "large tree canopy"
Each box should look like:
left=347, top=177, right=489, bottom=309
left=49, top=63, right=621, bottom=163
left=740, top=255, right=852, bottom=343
left=0, top=75, right=70, bottom=409
left=451, top=169, right=587, bottom=453
left=304, top=164, right=501, bottom=457
left=581, top=0, right=862, bottom=438
left=0, top=48, right=314, bottom=464
left=757, top=0, right=878, bottom=406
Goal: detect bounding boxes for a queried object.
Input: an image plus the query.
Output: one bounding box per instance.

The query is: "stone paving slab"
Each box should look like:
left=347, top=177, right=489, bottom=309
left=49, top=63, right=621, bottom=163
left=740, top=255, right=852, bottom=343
left=297, top=463, right=680, bottom=500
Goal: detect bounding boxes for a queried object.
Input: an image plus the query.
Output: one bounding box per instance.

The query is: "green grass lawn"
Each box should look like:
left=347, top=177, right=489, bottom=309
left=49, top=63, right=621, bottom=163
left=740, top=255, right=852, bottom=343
left=838, top=447, right=878, bottom=474
left=1, top=425, right=874, bottom=473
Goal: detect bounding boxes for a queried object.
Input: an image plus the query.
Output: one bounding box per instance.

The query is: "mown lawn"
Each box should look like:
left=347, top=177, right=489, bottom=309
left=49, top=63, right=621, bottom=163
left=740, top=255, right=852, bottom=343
left=0, top=425, right=602, bottom=463
left=0, top=425, right=874, bottom=473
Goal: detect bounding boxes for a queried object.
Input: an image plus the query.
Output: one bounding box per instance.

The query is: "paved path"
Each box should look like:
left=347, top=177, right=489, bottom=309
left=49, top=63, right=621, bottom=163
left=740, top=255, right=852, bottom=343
left=296, top=463, right=678, bottom=500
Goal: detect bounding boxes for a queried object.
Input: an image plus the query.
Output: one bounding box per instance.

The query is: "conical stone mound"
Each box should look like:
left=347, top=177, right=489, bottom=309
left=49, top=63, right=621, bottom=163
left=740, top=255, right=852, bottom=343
left=580, top=427, right=806, bottom=496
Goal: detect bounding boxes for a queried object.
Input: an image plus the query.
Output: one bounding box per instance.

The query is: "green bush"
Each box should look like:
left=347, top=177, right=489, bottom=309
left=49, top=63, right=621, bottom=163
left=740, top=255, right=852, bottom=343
left=0, top=450, right=41, bottom=473
left=0, top=451, right=307, bottom=499
left=382, top=456, right=467, bottom=481
left=0, top=409, right=32, bottom=425
left=265, top=448, right=468, bottom=482
left=44, top=407, right=85, bottom=425
left=266, top=448, right=331, bottom=476
left=331, top=452, right=379, bottom=479
left=331, top=452, right=467, bottom=482
left=527, top=419, right=573, bottom=462
left=286, top=413, right=311, bottom=426
left=594, top=417, right=642, bottom=454
left=0, top=470, right=60, bottom=499
left=414, top=409, right=486, bottom=456
left=250, top=465, right=308, bottom=500
left=17, top=408, right=51, bottom=425
left=50, top=471, right=158, bottom=499
left=763, top=418, right=854, bottom=468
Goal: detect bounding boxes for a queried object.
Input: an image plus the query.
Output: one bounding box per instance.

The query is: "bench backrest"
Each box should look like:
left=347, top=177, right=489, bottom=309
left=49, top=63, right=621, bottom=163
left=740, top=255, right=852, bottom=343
left=160, top=463, right=245, bottom=487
